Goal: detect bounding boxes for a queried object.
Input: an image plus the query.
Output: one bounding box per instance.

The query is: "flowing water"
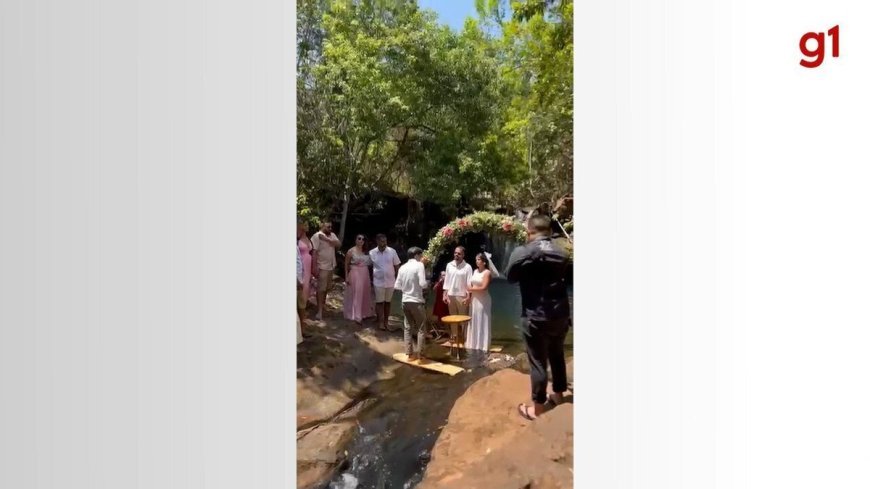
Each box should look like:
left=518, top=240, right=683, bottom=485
left=328, top=366, right=490, bottom=489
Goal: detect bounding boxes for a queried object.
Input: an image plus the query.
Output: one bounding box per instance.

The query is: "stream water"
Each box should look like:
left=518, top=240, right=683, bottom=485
left=329, top=278, right=573, bottom=489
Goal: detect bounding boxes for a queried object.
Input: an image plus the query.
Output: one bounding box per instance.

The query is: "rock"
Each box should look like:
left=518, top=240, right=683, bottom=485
left=296, top=462, right=334, bottom=489
left=296, top=422, right=357, bottom=489
left=297, top=421, right=356, bottom=464
left=513, top=352, right=531, bottom=373
left=418, top=369, right=573, bottom=489
left=296, top=288, right=409, bottom=488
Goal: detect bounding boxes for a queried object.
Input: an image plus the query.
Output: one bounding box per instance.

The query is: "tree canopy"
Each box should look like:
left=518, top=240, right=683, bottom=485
left=297, top=0, right=572, bottom=239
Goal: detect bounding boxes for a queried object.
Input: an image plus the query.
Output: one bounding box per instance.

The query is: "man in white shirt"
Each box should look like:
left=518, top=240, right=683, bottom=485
left=311, top=219, right=342, bottom=321
left=394, top=247, right=428, bottom=360
left=442, top=246, right=473, bottom=315
left=369, top=234, right=401, bottom=331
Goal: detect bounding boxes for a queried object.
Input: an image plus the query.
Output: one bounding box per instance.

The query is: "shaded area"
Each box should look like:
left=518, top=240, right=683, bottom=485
left=328, top=366, right=492, bottom=489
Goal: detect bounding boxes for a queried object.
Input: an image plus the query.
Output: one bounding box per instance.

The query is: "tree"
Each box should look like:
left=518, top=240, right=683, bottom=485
left=297, top=0, right=520, bottom=239
left=477, top=0, right=574, bottom=208
left=296, top=0, right=573, bottom=237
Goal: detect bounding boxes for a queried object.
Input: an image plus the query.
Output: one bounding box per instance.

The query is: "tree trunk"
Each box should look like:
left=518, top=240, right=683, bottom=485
left=338, top=192, right=350, bottom=244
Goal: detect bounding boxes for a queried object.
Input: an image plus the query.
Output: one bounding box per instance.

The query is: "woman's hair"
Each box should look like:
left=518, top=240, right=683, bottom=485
left=476, top=253, right=490, bottom=268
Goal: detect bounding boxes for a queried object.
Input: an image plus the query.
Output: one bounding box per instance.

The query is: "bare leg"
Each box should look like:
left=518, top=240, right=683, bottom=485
left=316, top=290, right=326, bottom=320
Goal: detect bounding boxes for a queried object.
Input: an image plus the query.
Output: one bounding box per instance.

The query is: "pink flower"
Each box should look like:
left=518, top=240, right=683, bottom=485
left=457, top=218, right=469, bottom=228
left=502, top=221, right=513, bottom=232
left=442, top=227, right=454, bottom=237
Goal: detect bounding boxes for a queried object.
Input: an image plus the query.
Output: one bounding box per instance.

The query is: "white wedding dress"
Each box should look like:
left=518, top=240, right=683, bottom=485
left=466, top=269, right=491, bottom=354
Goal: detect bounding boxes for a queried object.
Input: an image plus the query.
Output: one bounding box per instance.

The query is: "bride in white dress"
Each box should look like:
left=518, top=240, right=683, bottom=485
left=466, top=252, right=498, bottom=361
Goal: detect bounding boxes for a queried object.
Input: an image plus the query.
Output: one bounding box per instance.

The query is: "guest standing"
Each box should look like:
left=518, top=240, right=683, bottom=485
left=442, top=246, right=473, bottom=315
left=311, top=219, right=341, bottom=321
left=505, top=215, right=572, bottom=421
left=296, top=241, right=305, bottom=345
left=369, top=234, right=401, bottom=331
left=343, top=234, right=375, bottom=325
left=297, top=219, right=314, bottom=315
left=394, top=247, right=429, bottom=360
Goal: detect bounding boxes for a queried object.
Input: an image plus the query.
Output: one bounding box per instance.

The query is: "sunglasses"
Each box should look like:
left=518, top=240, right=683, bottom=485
left=356, top=237, right=365, bottom=241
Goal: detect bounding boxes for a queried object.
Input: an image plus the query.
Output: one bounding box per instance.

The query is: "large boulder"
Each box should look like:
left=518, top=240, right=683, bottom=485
left=418, top=369, right=573, bottom=489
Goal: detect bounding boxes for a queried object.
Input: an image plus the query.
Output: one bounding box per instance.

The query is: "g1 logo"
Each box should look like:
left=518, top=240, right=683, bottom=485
left=800, top=25, right=839, bottom=68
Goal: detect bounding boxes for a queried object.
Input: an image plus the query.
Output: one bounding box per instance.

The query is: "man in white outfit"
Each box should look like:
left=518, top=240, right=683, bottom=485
left=394, top=247, right=429, bottom=360
left=369, top=234, right=401, bottom=331
left=442, top=246, right=473, bottom=315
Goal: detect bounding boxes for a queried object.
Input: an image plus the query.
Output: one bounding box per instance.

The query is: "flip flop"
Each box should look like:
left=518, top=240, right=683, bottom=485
left=517, top=403, right=537, bottom=421
left=545, top=394, right=563, bottom=408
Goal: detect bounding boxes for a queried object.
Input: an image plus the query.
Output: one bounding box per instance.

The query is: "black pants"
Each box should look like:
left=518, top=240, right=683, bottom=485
left=522, top=317, right=571, bottom=404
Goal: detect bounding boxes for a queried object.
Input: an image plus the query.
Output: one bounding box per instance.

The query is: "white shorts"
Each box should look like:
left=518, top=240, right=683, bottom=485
left=374, top=287, right=394, bottom=303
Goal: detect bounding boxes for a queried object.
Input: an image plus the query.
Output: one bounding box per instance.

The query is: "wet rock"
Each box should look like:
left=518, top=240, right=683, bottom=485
left=296, top=462, right=335, bottom=489
left=297, top=422, right=357, bottom=489
left=418, top=369, right=573, bottom=489
left=297, top=421, right=356, bottom=465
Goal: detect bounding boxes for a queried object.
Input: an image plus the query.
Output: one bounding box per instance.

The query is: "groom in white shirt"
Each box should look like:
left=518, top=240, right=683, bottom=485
left=442, top=246, right=473, bottom=315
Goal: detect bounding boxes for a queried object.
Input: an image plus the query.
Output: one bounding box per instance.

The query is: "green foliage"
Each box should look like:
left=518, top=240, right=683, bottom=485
left=296, top=194, right=321, bottom=229
left=422, top=212, right=527, bottom=264
left=484, top=0, right=574, bottom=206
left=296, top=0, right=573, bottom=233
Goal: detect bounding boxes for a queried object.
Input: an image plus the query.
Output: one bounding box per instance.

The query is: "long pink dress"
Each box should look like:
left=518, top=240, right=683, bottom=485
left=343, top=248, right=375, bottom=322
left=297, top=237, right=314, bottom=305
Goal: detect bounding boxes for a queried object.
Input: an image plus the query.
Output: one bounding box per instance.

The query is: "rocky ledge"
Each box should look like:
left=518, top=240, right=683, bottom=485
left=418, top=368, right=573, bottom=489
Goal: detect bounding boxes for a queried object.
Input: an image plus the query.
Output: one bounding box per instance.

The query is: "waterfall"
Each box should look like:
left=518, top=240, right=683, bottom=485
left=486, top=232, right=518, bottom=275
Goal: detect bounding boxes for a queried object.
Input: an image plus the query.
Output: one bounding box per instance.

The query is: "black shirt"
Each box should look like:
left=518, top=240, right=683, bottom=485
left=504, top=236, right=572, bottom=321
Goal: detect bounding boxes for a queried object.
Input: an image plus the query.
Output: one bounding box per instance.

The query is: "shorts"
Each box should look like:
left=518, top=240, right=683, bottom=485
left=374, top=286, right=394, bottom=303
left=317, top=269, right=333, bottom=293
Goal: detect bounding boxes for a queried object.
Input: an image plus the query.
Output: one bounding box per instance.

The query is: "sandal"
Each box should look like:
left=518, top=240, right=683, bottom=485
left=517, top=403, right=538, bottom=421
left=545, top=393, right=564, bottom=408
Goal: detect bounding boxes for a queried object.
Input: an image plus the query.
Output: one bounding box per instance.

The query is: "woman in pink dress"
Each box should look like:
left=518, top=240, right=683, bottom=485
left=297, top=220, right=314, bottom=314
left=343, top=234, right=375, bottom=325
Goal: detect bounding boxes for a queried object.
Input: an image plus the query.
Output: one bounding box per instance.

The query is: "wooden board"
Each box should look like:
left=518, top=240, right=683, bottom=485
left=437, top=341, right=503, bottom=353
left=392, top=353, right=465, bottom=376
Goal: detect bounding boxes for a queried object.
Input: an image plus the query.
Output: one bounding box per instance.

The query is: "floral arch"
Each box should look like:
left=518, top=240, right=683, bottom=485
left=422, top=212, right=528, bottom=266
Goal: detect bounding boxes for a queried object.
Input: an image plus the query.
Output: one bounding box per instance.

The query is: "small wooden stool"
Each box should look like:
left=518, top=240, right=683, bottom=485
left=441, top=315, right=471, bottom=361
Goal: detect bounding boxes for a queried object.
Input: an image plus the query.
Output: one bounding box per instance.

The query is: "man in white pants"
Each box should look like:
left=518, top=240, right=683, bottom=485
left=442, top=246, right=473, bottom=315
left=369, top=234, right=400, bottom=331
